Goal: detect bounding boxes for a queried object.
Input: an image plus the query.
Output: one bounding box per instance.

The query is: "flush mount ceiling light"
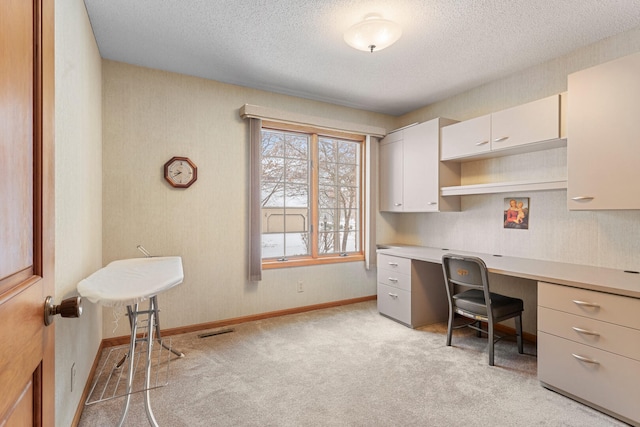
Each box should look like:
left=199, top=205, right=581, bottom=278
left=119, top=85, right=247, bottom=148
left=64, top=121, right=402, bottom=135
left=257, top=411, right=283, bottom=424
left=344, top=13, right=402, bottom=53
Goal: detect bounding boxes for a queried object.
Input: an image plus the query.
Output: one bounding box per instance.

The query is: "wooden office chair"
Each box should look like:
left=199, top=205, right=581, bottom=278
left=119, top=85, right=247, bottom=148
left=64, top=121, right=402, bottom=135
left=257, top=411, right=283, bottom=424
left=441, top=254, right=524, bottom=366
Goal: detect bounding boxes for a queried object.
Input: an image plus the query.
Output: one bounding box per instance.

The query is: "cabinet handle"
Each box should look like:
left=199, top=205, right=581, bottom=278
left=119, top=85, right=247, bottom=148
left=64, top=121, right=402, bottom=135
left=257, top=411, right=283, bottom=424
left=571, top=196, right=595, bottom=202
left=394, top=203, right=402, bottom=206
left=572, top=300, right=600, bottom=308
left=388, top=293, right=398, bottom=299
left=428, top=202, right=437, bottom=205
left=571, top=353, right=599, bottom=365
left=388, top=262, right=398, bottom=267
left=388, top=278, right=399, bottom=283
left=493, top=136, right=509, bottom=142
left=572, top=327, right=600, bottom=336
left=474, top=140, right=489, bottom=146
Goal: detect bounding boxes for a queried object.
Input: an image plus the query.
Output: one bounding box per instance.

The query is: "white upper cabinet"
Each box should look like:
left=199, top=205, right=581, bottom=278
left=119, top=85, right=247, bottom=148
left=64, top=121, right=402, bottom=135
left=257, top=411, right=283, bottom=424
left=441, top=94, right=566, bottom=161
left=491, top=94, right=561, bottom=152
left=441, top=115, right=491, bottom=160
left=379, top=118, right=459, bottom=213
left=567, top=52, right=640, bottom=210
left=379, top=133, right=404, bottom=212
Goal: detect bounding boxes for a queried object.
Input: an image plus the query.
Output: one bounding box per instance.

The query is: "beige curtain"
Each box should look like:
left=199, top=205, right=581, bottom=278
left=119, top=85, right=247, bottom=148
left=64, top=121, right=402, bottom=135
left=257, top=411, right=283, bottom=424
left=249, top=118, right=262, bottom=281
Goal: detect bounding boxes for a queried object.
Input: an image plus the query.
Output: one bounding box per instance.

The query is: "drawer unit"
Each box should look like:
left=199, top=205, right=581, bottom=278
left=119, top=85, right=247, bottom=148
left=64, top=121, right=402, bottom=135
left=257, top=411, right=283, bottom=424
left=378, top=253, right=411, bottom=274
left=538, top=281, right=640, bottom=426
left=377, top=283, right=412, bottom=326
left=538, top=332, right=640, bottom=425
left=539, top=281, right=640, bottom=329
left=538, top=306, right=640, bottom=361
left=377, top=270, right=411, bottom=292
left=376, top=253, right=448, bottom=328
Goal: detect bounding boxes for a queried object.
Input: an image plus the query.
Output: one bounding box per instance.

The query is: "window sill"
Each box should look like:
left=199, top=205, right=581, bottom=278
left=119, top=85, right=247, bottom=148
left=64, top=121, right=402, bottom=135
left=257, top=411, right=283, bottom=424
left=262, top=254, right=365, bottom=269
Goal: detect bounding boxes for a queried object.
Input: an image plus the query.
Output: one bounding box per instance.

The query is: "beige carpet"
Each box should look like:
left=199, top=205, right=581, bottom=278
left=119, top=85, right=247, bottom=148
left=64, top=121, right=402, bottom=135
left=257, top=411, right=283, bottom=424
left=78, top=301, right=626, bottom=426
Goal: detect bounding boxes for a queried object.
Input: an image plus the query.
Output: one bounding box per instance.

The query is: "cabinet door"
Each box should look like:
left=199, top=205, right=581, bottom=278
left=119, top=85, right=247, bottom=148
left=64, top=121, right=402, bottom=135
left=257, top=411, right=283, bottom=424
left=441, top=115, right=491, bottom=160
left=403, top=120, right=439, bottom=211
left=379, top=138, right=403, bottom=212
left=567, top=52, right=640, bottom=210
left=491, top=94, right=560, bottom=152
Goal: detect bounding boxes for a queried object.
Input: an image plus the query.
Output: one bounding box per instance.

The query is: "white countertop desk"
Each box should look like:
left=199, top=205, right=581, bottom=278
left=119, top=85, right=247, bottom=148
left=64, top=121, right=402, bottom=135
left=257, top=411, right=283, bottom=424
left=376, top=246, right=640, bottom=299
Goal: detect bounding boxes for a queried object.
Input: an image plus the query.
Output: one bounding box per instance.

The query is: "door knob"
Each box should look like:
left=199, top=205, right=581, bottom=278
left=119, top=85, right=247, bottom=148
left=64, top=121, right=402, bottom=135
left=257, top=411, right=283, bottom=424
left=44, top=296, right=82, bottom=326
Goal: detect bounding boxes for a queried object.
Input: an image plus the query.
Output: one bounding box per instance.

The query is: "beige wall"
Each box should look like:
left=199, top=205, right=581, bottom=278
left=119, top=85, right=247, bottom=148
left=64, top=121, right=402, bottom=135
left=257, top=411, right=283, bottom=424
left=54, top=0, right=103, bottom=425
left=101, top=61, right=397, bottom=338
left=382, top=27, right=640, bottom=334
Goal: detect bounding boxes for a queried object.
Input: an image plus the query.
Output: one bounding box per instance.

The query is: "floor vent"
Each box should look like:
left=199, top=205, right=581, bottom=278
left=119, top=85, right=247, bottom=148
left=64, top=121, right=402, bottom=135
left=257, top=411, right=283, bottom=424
left=198, top=328, right=234, bottom=338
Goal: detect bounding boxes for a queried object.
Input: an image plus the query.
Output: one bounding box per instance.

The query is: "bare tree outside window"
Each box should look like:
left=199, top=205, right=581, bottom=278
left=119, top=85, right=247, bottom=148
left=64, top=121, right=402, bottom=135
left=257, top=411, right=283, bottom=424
left=260, top=127, right=362, bottom=263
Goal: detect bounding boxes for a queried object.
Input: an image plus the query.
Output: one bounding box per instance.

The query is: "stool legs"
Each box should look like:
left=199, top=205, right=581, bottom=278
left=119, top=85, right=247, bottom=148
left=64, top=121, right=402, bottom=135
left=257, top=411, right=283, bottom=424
left=118, top=303, right=138, bottom=427
left=117, top=302, right=159, bottom=427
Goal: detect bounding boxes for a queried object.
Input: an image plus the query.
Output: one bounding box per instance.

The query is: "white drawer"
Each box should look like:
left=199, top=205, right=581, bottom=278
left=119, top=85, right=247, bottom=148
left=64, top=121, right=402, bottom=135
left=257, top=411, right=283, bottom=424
left=538, top=332, right=640, bottom=425
left=377, top=270, right=411, bottom=292
left=538, top=306, right=640, bottom=361
left=377, top=253, right=411, bottom=275
left=538, top=282, right=640, bottom=330
left=377, top=283, right=411, bottom=326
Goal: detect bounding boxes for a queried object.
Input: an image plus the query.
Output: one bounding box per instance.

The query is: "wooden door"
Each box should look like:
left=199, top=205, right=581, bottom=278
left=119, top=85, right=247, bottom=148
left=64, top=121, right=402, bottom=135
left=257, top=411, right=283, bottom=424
left=0, top=0, right=55, bottom=425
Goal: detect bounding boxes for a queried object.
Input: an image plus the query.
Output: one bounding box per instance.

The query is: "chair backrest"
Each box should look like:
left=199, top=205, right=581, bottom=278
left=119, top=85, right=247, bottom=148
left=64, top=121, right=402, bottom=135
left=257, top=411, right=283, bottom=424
left=441, top=254, right=492, bottom=307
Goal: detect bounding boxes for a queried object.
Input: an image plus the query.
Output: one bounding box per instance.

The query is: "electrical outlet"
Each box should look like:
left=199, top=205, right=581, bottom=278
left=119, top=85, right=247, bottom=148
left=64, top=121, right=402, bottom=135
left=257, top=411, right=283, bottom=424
left=297, top=281, right=303, bottom=292
left=71, top=362, right=76, bottom=393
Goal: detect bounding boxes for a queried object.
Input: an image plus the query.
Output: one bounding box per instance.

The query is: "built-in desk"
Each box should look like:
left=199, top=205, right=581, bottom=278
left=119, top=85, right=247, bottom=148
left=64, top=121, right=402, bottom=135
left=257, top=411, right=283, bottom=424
left=377, top=245, right=640, bottom=298
left=376, top=245, right=640, bottom=426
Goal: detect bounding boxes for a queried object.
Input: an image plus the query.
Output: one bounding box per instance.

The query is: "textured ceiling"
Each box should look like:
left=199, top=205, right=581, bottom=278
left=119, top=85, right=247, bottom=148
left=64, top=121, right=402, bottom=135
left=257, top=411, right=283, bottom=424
left=84, top=0, right=640, bottom=116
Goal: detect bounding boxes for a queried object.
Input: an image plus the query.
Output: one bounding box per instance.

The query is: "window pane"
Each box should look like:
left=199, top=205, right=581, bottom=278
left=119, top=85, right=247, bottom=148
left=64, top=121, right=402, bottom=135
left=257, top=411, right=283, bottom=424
left=262, top=131, right=284, bottom=157
left=338, top=164, right=357, bottom=186
left=262, top=233, right=284, bottom=259
left=284, top=183, right=308, bottom=208
left=261, top=157, right=284, bottom=184
left=318, top=162, right=335, bottom=185
left=261, top=183, right=284, bottom=208
left=286, top=232, right=309, bottom=257
left=337, top=231, right=359, bottom=252
left=337, top=140, right=359, bottom=164
left=317, top=232, right=335, bottom=254
left=285, top=134, right=309, bottom=159
left=318, top=208, right=335, bottom=232
left=285, top=159, right=308, bottom=184
left=318, top=138, right=336, bottom=163
left=319, top=185, right=337, bottom=209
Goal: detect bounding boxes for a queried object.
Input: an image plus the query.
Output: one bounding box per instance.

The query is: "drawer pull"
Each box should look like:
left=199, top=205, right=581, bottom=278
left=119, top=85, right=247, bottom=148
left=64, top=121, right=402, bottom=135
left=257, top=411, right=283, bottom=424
left=572, top=327, right=600, bottom=337
left=571, top=196, right=595, bottom=202
left=388, top=293, right=398, bottom=299
left=493, top=136, right=509, bottom=142
left=572, top=300, right=600, bottom=308
left=571, top=353, right=599, bottom=365
left=388, top=278, right=399, bottom=283
left=387, top=262, right=398, bottom=267
left=394, top=203, right=402, bottom=206
left=474, top=140, right=489, bottom=146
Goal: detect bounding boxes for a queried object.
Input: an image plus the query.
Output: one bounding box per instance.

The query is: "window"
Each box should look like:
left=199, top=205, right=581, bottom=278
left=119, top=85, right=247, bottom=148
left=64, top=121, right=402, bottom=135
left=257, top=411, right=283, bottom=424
left=260, top=122, right=364, bottom=267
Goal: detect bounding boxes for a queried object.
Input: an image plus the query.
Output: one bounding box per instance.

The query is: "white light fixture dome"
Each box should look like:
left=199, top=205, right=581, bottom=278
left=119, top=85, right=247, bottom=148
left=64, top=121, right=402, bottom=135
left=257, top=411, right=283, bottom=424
left=344, top=13, right=402, bottom=53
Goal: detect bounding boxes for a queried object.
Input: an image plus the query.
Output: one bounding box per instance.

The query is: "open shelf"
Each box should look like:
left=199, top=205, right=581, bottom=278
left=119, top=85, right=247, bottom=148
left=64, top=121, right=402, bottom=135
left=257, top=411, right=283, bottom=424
left=441, top=179, right=567, bottom=196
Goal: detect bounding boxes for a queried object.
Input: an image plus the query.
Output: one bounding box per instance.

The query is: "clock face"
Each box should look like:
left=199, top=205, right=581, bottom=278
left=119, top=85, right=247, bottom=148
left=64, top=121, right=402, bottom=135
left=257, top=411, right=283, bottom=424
left=164, top=157, right=197, bottom=188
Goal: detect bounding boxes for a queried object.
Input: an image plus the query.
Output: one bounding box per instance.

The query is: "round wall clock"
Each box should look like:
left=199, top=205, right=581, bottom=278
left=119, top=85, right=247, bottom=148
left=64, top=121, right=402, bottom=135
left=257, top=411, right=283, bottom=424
left=164, top=156, right=197, bottom=188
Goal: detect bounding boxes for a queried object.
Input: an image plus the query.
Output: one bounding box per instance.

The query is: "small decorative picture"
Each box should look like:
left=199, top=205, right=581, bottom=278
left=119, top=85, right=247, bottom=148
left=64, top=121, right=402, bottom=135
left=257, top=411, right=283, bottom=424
left=504, top=197, right=529, bottom=229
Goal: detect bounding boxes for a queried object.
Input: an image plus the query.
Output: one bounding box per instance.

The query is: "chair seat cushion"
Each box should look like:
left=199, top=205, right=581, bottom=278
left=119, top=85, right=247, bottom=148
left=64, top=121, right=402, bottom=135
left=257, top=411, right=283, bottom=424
left=453, top=289, right=523, bottom=318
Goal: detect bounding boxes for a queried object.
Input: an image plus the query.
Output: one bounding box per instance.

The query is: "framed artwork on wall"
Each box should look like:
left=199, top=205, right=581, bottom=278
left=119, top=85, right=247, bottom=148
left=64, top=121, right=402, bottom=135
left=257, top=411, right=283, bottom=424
left=504, top=197, right=529, bottom=229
